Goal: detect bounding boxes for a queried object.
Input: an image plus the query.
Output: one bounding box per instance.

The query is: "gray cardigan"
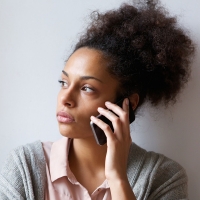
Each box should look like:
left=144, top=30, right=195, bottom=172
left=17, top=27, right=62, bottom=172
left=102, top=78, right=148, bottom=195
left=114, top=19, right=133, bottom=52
left=0, top=141, right=188, bottom=200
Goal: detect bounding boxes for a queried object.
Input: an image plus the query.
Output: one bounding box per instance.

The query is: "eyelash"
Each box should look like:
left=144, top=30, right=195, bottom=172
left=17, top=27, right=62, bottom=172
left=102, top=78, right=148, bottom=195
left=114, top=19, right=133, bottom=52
left=58, top=80, right=94, bottom=93
left=82, top=86, right=94, bottom=93
left=58, top=80, right=68, bottom=87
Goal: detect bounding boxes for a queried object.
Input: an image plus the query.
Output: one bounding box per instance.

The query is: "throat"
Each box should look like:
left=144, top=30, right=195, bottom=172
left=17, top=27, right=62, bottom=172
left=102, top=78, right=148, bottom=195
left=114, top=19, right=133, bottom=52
left=69, top=138, right=107, bottom=169
left=68, top=138, right=107, bottom=194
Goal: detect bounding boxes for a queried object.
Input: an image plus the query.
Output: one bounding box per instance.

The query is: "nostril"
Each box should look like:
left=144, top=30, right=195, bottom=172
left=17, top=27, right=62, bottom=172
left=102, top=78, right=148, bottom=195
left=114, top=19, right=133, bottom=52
left=65, top=102, right=74, bottom=107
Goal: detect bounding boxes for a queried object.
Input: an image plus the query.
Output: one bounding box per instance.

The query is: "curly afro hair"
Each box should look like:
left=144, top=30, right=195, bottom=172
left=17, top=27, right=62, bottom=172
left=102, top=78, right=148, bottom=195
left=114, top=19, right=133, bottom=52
left=73, top=0, right=195, bottom=107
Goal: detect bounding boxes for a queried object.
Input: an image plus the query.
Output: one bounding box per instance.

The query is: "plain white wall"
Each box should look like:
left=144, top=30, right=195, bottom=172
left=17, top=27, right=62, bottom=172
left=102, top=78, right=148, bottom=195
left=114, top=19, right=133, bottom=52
left=0, top=0, right=200, bottom=199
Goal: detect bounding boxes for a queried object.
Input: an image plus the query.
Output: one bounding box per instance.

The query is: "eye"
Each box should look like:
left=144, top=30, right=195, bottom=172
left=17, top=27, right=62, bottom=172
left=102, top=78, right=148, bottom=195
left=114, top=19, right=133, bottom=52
left=58, top=80, right=68, bottom=88
left=82, top=86, right=94, bottom=93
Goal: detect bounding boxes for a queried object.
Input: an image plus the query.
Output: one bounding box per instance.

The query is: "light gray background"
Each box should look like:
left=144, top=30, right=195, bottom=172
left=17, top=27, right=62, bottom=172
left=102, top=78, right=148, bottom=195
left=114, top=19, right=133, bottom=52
left=0, top=0, right=200, bottom=199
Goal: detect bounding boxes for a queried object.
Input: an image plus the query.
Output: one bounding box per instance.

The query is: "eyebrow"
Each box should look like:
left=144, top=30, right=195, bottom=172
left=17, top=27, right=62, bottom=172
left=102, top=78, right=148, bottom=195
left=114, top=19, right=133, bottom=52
left=62, top=70, right=103, bottom=83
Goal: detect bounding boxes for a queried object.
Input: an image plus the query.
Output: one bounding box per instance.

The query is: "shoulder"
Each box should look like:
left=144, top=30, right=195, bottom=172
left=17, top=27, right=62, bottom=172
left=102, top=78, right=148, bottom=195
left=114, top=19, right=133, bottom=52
left=2, top=140, right=46, bottom=173
left=1, top=140, right=45, bottom=173
left=0, top=141, right=46, bottom=199
left=12, top=140, right=45, bottom=159
left=127, top=142, right=188, bottom=199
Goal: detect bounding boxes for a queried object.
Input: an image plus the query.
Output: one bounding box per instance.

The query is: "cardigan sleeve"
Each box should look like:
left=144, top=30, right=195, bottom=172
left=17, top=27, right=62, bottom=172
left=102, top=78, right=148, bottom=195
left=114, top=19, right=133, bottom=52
left=127, top=143, right=189, bottom=200
left=147, top=154, right=188, bottom=200
left=0, top=141, right=46, bottom=200
left=0, top=149, right=27, bottom=200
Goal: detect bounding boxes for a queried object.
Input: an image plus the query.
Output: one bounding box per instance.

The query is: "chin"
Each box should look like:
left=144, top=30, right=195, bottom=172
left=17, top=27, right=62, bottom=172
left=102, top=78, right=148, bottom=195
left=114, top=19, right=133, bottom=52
left=59, top=126, right=75, bottom=138
left=58, top=125, right=94, bottom=139
left=59, top=133, right=94, bottom=140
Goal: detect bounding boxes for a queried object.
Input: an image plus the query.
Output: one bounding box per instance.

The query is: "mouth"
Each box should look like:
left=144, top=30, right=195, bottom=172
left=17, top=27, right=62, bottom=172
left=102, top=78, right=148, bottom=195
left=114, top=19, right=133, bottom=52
left=57, top=111, right=75, bottom=123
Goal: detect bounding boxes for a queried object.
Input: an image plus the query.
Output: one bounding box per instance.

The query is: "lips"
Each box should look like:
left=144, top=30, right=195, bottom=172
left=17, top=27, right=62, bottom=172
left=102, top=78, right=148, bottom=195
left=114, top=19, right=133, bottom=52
left=57, top=111, right=75, bottom=123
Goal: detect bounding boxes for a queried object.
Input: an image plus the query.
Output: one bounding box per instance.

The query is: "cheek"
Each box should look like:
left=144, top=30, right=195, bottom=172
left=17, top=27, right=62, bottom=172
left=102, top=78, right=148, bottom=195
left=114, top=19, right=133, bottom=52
left=82, top=103, right=100, bottom=117
left=56, top=92, right=62, bottom=107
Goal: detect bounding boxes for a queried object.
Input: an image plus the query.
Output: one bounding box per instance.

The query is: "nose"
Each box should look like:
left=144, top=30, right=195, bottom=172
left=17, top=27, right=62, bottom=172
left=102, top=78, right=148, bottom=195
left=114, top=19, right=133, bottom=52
left=59, top=88, right=76, bottom=108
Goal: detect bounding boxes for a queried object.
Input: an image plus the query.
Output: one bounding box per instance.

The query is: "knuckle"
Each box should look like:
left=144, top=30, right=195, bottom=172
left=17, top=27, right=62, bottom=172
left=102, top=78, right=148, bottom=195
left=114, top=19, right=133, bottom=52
left=123, top=112, right=128, bottom=119
left=103, top=124, right=110, bottom=131
left=114, top=117, right=121, bottom=124
left=113, top=117, right=121, bottom=124
left=96, top=118, right=101, bottom=123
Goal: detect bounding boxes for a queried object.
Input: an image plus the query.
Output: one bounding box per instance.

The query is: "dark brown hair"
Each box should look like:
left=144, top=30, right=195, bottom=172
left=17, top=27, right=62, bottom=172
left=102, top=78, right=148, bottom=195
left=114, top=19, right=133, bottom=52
left=73, top=0, right=195, bottom=108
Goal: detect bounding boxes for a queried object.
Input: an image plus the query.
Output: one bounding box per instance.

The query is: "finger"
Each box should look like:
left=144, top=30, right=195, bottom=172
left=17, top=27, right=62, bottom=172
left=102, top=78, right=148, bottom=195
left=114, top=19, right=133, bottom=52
left=105, top=100, right=129, bottom=122
left=122, top=98, right=129, bottom=114
left=90, top=115, right=116, bottom=143
left=104, top=101, right=124, bottom=117
left=105, top=99, right=130, bottom=131
left=120, top=99, right=131, bottom=141
left=122, top=98, right=130, bottom=128
left=97, top=107, right=124, bottom=140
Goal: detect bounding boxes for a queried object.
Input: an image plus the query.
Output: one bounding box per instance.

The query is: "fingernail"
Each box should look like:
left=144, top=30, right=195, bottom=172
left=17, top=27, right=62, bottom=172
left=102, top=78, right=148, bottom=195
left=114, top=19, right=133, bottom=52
left=105, top=101, right=111, bottom=105
left=125, top=98, right=129, bottom=105
left=90, top=116, right=95, bottom=120
left=98, top=107, right=103, bottom=111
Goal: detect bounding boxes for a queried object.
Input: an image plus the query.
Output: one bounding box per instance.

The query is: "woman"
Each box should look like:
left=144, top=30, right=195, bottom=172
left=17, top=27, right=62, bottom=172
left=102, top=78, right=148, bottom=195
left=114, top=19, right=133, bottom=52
left=0, top=0, right=195, bottom=199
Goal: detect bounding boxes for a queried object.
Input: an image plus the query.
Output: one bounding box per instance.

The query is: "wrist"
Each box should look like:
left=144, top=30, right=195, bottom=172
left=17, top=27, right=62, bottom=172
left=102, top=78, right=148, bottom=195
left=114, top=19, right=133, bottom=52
left=107, top=178, right=136, bottom=200
left=107, top=176, right=129, bottom=188
left=106, top=171, right=128, bottom=182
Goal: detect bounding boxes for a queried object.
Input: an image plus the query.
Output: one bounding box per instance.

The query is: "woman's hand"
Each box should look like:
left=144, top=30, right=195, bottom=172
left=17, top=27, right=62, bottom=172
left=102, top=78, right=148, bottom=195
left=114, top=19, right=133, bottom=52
left=90, top=98, right=136, bottom=200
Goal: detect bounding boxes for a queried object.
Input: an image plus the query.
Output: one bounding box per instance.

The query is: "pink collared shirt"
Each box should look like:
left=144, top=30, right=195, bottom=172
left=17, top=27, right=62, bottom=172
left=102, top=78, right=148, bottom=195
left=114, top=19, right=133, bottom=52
left=42, top=137, right=111, bottom=200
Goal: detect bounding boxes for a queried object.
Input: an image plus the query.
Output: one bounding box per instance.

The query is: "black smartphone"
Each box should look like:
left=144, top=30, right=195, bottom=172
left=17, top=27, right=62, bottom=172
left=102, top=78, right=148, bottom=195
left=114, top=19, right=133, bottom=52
left=90, top=98, right=135, bottom=145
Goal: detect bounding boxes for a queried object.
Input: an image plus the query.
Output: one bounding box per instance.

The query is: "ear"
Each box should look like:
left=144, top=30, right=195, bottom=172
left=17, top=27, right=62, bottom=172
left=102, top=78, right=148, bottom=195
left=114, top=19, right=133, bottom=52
left=128, top=93, right=139, bottom=110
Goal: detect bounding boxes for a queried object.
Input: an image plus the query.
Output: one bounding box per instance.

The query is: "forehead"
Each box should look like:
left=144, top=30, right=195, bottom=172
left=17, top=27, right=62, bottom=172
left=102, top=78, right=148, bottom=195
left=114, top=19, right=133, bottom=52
left=63, top=47, right=115, bottom=82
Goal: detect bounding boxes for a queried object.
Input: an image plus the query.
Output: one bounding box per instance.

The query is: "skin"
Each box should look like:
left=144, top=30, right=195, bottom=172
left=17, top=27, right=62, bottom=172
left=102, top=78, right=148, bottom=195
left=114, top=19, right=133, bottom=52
left=56, top=47, right=139, bottom=199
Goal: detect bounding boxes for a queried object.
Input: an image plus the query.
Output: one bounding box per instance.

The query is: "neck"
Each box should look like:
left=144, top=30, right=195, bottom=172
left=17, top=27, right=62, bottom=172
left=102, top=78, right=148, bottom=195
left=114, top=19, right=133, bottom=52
left=68, top=137, right=107, bottom=172
left=68, top=137, right=107, bottom=194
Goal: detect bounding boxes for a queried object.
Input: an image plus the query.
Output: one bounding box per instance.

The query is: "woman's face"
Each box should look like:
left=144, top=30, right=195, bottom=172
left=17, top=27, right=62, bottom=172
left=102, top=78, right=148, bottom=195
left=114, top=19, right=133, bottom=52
left=56, top=47, right=120, bottom=139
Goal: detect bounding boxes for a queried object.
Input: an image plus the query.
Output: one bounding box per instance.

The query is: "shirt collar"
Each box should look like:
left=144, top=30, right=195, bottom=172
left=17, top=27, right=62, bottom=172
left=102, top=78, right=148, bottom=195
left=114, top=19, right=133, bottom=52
left=49, top=138, right=141, bottom=185
left=50, top=137, right=71, bottom=182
